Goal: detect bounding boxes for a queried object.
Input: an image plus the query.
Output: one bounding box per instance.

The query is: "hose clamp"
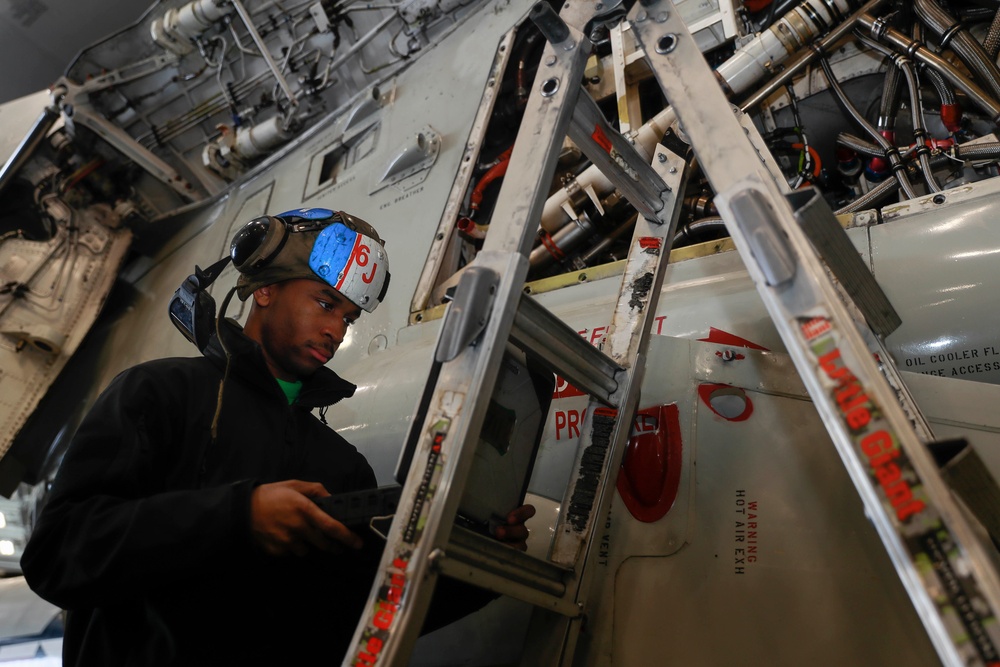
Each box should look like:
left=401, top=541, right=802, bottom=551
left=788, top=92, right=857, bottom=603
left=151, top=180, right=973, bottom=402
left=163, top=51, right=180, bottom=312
left=870, top=15, right=888, bottom=39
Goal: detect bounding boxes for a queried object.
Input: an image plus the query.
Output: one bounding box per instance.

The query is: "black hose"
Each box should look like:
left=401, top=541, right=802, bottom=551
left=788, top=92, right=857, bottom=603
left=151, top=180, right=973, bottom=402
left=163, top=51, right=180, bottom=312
left=958, top=6, right=1000, bottom=24
left=673, top=217, right=727, bottom=246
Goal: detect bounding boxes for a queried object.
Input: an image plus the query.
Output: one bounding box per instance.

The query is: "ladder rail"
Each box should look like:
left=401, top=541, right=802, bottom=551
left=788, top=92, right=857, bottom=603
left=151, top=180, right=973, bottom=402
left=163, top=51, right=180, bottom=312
left=631, top=2, right=1000, bottom=665
left=342, top=9, right=596, bottom=664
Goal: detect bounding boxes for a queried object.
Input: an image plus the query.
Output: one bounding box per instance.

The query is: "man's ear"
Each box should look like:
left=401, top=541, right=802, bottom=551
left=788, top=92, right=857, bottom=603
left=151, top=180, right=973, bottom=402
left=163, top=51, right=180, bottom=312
left=252, top=284, right=274, bottom=307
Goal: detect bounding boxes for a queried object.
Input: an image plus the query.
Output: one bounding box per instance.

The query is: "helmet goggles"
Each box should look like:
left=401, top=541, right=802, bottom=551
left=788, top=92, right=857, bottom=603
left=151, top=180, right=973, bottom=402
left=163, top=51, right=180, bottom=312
left=231, top=207, right=390, bottom=312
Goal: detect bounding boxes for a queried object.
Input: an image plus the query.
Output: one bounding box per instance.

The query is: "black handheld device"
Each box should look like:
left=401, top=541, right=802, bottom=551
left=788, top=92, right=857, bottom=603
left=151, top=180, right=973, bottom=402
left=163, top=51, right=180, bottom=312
left=313, top=485, right=403, bottom=528
left=167, top=256, right=230, bottom=351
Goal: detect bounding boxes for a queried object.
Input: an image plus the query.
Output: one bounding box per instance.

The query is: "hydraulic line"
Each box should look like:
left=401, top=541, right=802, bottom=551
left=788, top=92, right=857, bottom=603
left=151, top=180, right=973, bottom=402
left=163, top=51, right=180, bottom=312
left=838, top=132, right=957, bottom=158
left=834, top=174, right=900, bottom=213
left=913, top=0, right=1000, bottom=104
left=837, top=132, right=888, bottom=157
left=869, top=63, right=903, bottom=178
left=834, top=151, right=961, bottom=214
left=857, top=31, right=941, bottom=192
left=469, top=146, right=513, bottom=217
left=953, top=142, right=1000, bottom=160
left=857, top=14, right=1000, bottom=125
left=819, top=57, right=919, bottom=198
left=898, top=55, right=941, bottom=192
left=923, top=67, right=961, bottom=133
left=878, top=64, right=903, bottom=129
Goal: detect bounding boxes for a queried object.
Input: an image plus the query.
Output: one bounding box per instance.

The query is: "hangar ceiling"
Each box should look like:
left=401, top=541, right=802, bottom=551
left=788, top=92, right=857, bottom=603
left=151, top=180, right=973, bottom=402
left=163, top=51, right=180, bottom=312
left=0, top=0, right=146, bottom=104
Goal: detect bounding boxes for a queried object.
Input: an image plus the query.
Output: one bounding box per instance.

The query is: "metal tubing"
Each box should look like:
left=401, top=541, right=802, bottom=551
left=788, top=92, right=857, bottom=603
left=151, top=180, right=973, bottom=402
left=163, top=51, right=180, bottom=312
left=324, top=11, right=399, bottom=76
left=229, top=0, right=298, bottom=105
left=857, top=14, right=1000, bottom=124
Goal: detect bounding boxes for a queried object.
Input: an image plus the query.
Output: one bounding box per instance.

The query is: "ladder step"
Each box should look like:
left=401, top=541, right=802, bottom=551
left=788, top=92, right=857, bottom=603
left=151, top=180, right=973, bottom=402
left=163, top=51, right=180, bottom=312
left=511, top=292, right=624, bottom=406
left=433, top=525, right=581, bottom=617
left=787, top=188, right=901, bottom=337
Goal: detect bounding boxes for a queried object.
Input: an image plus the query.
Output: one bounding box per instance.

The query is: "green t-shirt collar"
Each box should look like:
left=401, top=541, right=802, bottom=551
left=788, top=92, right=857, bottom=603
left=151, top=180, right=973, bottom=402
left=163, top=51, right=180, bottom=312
left=275, top=377, right=303, bottom=405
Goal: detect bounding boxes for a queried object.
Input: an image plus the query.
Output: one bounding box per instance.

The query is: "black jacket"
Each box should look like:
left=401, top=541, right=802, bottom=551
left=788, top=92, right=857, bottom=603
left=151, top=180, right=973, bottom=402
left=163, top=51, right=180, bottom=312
left=22, top=322, right=383, bottom=665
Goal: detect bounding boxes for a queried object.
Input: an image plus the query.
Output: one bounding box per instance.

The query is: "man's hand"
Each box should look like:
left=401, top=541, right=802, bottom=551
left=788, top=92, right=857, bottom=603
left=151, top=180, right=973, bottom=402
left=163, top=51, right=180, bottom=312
left=492, top=504, right=535, bottom=551
left=250, top=480, right=363, bottom=556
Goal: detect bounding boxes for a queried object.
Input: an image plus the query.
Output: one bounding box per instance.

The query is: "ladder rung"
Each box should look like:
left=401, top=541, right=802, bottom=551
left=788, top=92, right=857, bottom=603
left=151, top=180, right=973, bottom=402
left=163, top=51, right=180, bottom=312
left=433, top=526, right=581, bottom=617
left=511, top=293, right=624, bottom=405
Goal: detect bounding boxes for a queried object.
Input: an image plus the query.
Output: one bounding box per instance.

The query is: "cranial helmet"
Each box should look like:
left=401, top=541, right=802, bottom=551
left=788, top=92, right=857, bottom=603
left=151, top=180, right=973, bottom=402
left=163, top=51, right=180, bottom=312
left=230, top=207, right=390, bottom=312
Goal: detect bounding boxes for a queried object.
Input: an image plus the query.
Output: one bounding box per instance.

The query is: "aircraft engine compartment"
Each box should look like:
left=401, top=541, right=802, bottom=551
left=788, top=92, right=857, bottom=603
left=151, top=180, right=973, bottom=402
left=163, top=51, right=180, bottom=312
left=418, top=0, right=1000, bottom=301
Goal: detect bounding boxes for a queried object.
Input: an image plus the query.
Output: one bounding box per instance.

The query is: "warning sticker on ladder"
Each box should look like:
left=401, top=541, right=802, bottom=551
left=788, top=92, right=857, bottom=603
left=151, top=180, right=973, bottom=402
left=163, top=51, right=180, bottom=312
left=352, top=418, right=449, bottom=666
left=800, top=315, right=1000, bottom=666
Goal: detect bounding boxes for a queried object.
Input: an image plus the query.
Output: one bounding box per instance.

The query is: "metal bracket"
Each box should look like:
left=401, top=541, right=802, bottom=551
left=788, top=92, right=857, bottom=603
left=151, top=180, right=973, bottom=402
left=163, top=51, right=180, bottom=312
left=434, top=266, right=499, bottom=362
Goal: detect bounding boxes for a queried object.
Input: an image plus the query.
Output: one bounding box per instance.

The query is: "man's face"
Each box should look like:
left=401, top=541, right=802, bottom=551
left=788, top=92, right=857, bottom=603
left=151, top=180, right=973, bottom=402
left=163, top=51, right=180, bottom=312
left=247, top=278, right=362, bottom=381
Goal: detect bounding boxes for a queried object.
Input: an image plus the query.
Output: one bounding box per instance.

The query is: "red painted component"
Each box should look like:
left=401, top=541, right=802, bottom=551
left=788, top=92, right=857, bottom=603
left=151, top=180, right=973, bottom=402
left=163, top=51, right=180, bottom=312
left=698, top=383, right=754, bottom=422
left=743, top=0, right=772, bottom=11
left=591, top=125, right=613, bottom=153
left=868, top=129, right=896, bottom=176
left=639, top=237, right=661, bottom=250
left=698, top=327, right=769, bottom=351
left=617, top=404, right=682, bottom=523
left=941, top=103, right=962, bottom=133
left=469, top=146, right=513, bottom=212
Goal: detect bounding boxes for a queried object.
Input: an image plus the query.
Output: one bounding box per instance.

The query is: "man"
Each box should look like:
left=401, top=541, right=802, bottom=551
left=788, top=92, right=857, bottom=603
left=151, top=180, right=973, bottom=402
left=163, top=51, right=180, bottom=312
left=22, top=208, right=532, bottom=665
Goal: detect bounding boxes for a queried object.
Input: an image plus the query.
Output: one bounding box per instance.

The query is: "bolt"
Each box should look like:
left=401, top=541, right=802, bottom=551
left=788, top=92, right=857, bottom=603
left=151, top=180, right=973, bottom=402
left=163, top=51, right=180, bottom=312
left=546, top=55, right=557, bottom=66
left=596, top=1, right=603, bottom=8
left=655, top=33, right=677, bottom=54
left=669, top=166, right=677, bottom=173
left=657, top=153, right=667, bottom=163
left=636, top=11, right=647, bottom=22
left=722, top=349, right=735, bottom=361
left=656, top=11, right=669, bottom=22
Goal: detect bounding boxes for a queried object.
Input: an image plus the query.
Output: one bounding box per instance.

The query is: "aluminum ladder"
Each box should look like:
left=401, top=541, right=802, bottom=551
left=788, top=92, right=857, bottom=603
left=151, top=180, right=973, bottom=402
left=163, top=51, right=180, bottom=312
left=623, top=1, right=1000, bottom=666
left=343, top=3, right=689, bottom=665
left=345, top=1, right=1000, bottom=666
